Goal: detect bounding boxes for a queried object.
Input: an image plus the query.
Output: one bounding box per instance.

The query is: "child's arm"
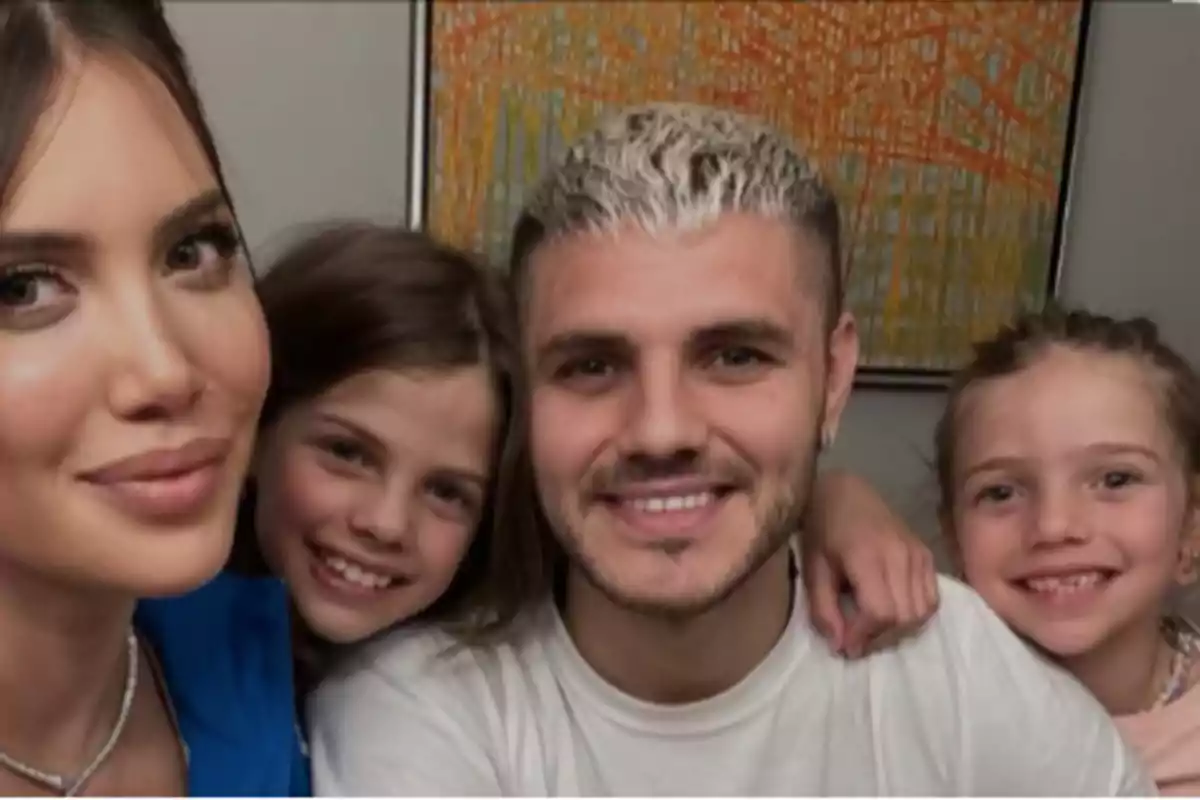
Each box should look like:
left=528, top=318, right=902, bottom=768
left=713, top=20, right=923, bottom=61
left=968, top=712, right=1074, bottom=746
left=802, top=470, right=939, bottom=657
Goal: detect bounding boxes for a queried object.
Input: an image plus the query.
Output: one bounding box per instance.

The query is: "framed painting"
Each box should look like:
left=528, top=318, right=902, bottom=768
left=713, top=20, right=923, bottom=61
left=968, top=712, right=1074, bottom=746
left=406, top=1, right=1092, bottom=386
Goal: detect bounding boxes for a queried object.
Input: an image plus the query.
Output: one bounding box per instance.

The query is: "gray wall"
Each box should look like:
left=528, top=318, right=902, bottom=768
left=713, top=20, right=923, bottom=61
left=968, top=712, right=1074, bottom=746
left=168, top=2, right=1200, bottom=544
left=824, top=3, right=1200, bottom=545
left=166, top=1, right=413, bottom=261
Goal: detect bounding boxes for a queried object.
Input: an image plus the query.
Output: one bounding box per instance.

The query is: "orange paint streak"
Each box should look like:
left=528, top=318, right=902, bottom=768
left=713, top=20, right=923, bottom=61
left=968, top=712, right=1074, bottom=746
left=424, top=0, right=1085, bottom=370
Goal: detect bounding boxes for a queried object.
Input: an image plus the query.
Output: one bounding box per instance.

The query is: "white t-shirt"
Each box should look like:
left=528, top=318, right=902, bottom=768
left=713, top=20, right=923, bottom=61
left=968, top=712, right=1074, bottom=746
left=310, top=576, right=1153, bottom=796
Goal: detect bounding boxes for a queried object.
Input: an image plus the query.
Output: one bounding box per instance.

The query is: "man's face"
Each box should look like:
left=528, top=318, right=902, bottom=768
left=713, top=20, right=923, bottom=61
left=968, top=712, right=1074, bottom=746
left=524, top=213, right=858, bottom=617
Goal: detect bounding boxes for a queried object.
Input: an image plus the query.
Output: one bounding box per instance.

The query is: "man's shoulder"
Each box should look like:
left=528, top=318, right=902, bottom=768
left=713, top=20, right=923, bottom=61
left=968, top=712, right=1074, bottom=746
left=309, top=606, right=564, bottom=787
left=925, top=573, right=1030, bottom=646
left=325, top=607, right=561, bottom=702
left=309, top=614, right=559, bottom=795
left=928, top=574, right=1010, bottom=633
left=918, top=583, right=1152, bottom=794
left=850, top=575, right=1067, bottom=691
left=878, top=575, right=1104, bottom=707
left=347, top=622, right=469, bottom=679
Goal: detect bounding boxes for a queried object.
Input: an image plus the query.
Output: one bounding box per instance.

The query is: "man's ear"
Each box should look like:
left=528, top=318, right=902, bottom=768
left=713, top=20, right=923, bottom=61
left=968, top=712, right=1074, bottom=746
left=820, top=312, right=859, bottom=448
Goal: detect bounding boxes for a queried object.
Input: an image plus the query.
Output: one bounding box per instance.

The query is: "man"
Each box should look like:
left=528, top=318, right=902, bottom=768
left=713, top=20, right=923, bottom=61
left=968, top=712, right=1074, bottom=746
left=309, top=103, right=1151, bottom=795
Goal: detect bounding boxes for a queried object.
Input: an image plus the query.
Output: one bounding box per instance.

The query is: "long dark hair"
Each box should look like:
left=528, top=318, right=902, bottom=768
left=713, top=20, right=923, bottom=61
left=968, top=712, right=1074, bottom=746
left=0, top=1, right=233, bottom=215
left=239, top=223, right=551, bottom=686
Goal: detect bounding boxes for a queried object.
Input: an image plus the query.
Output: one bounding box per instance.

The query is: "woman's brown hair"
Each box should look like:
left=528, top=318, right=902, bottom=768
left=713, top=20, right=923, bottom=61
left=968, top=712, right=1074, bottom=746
left=1, top=1, right=233, bottom=215
left=240, top=223, right=551, bottom=683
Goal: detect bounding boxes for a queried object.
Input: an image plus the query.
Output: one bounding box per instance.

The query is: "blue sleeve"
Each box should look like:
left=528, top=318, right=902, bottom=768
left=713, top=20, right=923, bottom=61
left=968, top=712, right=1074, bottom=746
left=136, top=572, right=312, bottom=797
left=291, top=720, right=313, bottom=797
left=291, top=745, right=313, bottom=795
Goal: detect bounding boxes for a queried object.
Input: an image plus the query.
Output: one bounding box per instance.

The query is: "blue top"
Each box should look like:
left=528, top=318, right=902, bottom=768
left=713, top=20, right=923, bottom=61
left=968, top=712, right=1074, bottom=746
left=135, top=572, right=311, bottom=797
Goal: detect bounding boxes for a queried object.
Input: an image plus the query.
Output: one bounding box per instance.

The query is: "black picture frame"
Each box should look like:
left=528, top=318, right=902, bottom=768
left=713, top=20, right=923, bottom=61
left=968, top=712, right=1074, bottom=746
left=406, top=0, right=1093, bottom=389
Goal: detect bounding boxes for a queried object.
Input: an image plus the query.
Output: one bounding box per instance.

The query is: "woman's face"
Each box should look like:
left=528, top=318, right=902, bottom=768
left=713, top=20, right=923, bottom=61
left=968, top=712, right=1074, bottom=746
left=0, top=53, right=270, bottom=597
left=254, top=366, right=497, bottom=644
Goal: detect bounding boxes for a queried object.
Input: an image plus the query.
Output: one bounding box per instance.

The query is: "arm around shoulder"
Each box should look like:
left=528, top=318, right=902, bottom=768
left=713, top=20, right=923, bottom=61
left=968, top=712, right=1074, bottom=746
left=307, top=632, right=504, bottom=796
left=937, top=579, right=1156, bottom=795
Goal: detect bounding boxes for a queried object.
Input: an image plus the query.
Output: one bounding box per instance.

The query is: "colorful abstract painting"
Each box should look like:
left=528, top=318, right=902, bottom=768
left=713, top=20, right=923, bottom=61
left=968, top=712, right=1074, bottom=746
left=415, top=1, right=1089, bottom=379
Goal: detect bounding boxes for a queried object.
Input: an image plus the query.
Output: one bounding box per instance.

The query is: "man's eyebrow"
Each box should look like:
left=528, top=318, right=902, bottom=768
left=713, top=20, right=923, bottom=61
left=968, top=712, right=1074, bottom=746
left=534, top=330, right=633, bottom=365
left=689, top=318, right=795, bottom=350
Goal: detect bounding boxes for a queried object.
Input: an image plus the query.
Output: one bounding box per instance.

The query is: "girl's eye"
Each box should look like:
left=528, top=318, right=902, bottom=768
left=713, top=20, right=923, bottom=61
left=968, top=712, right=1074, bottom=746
left=427, top=479, right=467, bottom=507
left=317, top=437, right=370, bottom=467
left=976, top=484, right=1015, bottom=505
left=1099, top=470, right=1140, bottom=491
left=425, top=476, right=480, bottom=522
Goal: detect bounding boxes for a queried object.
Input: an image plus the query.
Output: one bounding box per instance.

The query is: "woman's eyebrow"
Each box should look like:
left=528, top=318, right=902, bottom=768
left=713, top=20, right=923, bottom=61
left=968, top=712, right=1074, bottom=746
left=151, top=188, right=229, bottom=252
left=0, top=188, right=229, bottom=262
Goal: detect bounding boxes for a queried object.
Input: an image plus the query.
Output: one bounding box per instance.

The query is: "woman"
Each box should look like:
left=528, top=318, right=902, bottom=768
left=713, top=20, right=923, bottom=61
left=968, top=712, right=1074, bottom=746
left=0, top=2, right=302, bottom=795
left=0, top=4, right=928, bottom=794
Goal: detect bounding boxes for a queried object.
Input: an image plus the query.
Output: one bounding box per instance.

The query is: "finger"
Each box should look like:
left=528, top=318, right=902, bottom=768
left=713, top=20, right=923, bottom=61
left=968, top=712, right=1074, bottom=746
left=863, top=627, right=904, bottom=656
left=840, top=554, right=898, bottom=657
left=804, top=555, right=846, bottom=651
left=863, top=545, right=918, bottom=651
left=861, top=547, right=937, bottom=657
left=886, top=544, right=919, bottom=631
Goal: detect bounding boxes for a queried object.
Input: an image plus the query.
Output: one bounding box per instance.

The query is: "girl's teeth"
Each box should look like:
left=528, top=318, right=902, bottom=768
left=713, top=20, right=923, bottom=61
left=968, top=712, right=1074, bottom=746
left=630, top=493, right=714, bottom=513
left=1025, top=572, right=1107, bottom=594
left=322, top=553, right=393, bottom=590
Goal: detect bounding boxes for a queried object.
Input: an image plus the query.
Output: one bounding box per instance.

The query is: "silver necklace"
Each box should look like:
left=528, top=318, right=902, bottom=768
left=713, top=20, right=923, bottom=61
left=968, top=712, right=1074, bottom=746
left=0, top=630, right=138, bottom=796
left=1153, top=620, right=1198, bottom=709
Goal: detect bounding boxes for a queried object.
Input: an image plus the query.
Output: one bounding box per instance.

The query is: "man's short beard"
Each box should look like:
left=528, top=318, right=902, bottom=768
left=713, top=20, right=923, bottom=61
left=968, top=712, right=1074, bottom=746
left=557, top=444, right=820, bottom=623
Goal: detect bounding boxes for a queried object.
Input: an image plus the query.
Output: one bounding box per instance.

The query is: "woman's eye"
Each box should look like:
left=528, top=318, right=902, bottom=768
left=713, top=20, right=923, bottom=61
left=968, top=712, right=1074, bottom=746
left=0, top=265, right=68, bottom=306
left=166, top=222, right=243, bottom=280
left=0, top=264, right=76, bottom=328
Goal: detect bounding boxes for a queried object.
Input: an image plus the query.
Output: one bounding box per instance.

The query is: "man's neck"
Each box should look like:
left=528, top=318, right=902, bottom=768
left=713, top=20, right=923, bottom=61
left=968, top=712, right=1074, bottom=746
left=1059, top=615, right=1168, bottom=716
left=0, top=558, right=135, bottom=775
left=564, top=547, right=794, bottom=704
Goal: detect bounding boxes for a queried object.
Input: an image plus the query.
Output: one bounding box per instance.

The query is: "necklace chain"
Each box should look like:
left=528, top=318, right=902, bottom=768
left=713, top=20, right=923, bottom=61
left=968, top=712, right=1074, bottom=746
left=1153, top=620, right=1198, bottom=710
left=0, top=630, right=138, bottom=796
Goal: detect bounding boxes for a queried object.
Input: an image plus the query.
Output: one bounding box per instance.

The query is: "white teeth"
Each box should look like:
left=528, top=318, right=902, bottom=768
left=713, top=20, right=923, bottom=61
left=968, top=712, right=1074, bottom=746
left=321, top=553, right=394, bottom=590
left=629, top=493, right=713, bottom=513
left=1024, top=572, right=1108, bottom=594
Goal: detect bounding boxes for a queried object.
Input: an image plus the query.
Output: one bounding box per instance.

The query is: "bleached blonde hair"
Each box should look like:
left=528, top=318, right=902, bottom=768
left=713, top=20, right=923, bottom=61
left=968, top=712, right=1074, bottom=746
left=509, top=102, right=843, bottom=325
